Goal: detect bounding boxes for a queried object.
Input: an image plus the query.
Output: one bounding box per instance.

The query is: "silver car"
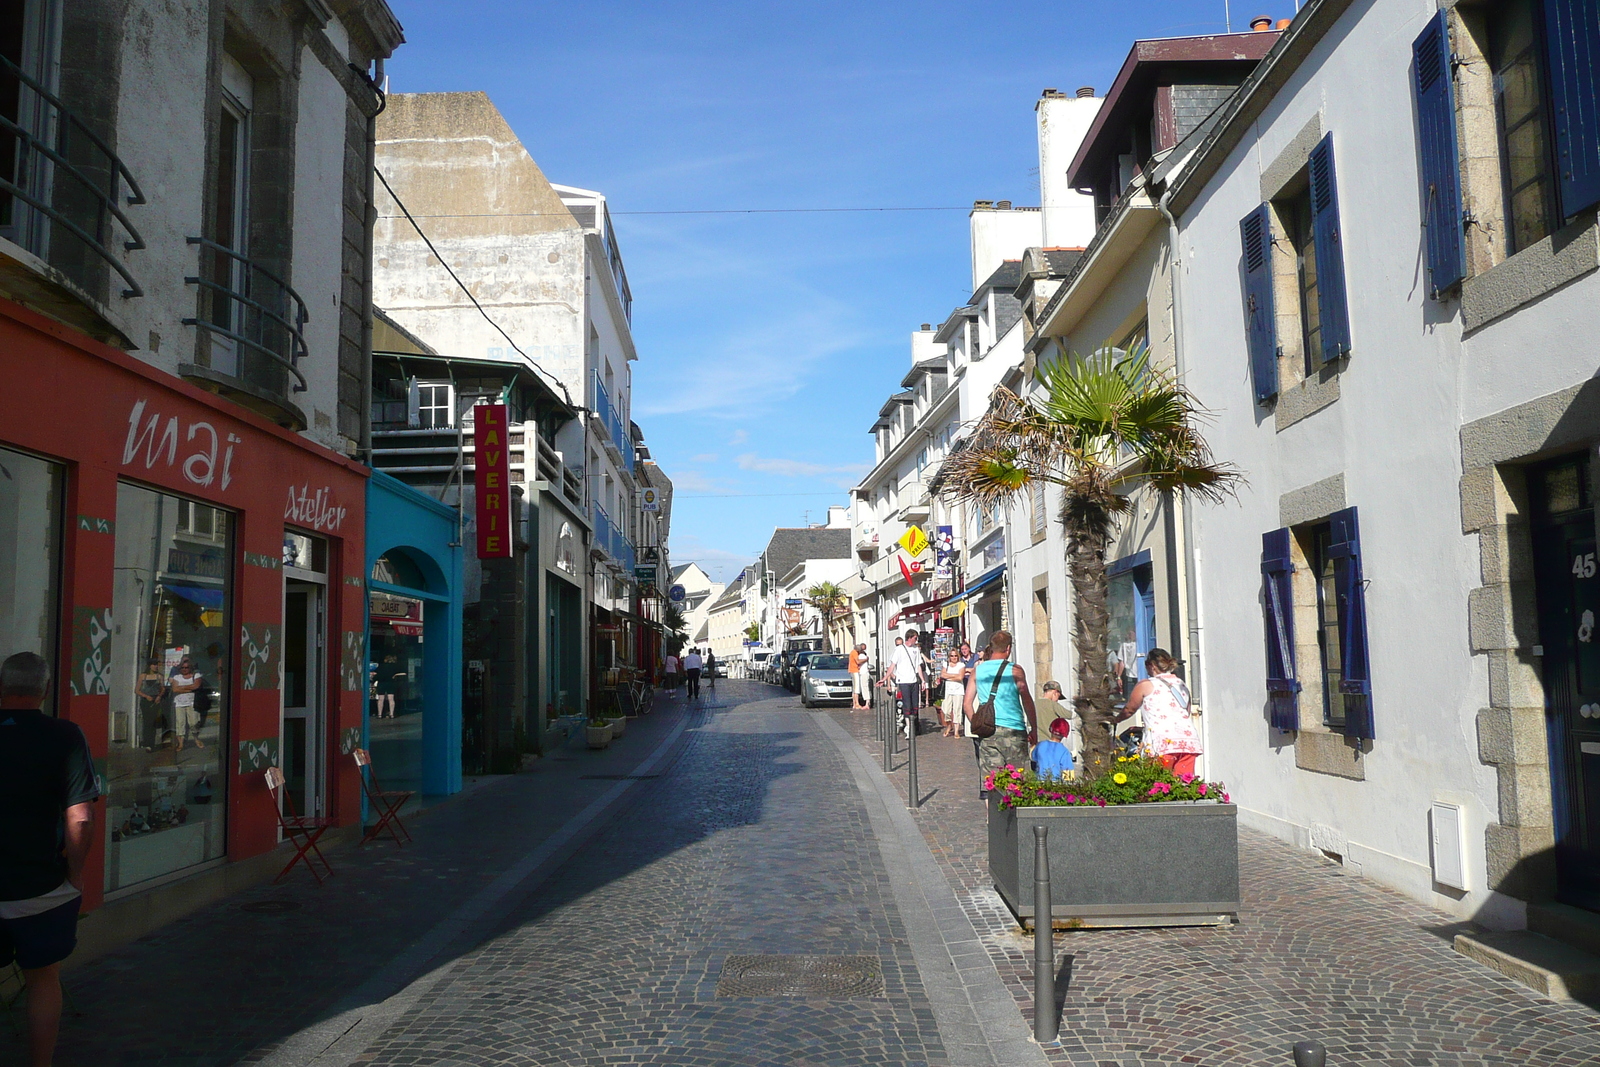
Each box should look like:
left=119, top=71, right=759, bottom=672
left=799, top=653, right=854, bottom=707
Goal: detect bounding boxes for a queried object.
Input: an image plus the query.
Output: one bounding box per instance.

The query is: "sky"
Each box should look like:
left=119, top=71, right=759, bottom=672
left=385, top=0, right=1261, bottom=583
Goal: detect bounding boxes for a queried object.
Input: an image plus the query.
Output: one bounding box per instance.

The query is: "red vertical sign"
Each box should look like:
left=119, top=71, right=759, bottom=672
left=473, top=404, right=513, bottom=558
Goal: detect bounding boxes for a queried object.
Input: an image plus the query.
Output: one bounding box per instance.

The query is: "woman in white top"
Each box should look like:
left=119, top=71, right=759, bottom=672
left=1124, top=647, right=1202, bottom=777
left=939, top=650, right=968, bottom=737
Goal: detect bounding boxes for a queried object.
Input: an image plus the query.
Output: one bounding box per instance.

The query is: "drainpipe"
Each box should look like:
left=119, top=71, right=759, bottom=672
left=356, top=58, right=386, bottom=464
left=1157, top=182, right=1205, bottom=723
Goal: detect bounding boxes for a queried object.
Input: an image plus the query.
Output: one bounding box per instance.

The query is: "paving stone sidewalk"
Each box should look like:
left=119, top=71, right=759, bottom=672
left=2, top=697, right=697, bottom=1067
left=826, top=698, right=1600, bottom=1066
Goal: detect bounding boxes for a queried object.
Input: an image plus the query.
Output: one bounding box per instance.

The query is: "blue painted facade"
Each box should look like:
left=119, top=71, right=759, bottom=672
left=365, top=470, right=464, bottom=796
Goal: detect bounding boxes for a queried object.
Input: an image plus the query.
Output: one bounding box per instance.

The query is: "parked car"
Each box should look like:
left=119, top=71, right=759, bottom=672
left=785, top=649, right=822, bottom=692
left=799, top=653, right=853, bottom=707
left=747, top=651, right=771, bottom=681
left=764, top=651, right=789, bottom=685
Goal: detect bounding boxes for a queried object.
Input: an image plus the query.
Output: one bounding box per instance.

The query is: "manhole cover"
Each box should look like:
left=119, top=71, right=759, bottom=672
left=715, top=955, right=883, bottom=998
left=241, top=900, right=301, bottom=914
left=578, top=774, right=660, bottom=780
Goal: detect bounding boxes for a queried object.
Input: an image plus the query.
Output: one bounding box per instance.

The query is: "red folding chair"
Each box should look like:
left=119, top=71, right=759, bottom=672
left=264, top=766, right=334, bottom=884
left=354, top=747, right=414, bottom=846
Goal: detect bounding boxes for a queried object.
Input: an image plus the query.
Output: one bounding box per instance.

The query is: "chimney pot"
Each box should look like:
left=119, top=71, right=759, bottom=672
left=1076, top=86, right=1095, bottom=98
left=920, top=323, right=931, bottom=331
left=1042, top=87, right=1061, bottom=97
left=1250, top=15, right=1272, bottom=30
left=973, top=199, right=994, bottom=209
left=1276, top=17, right=1290, bottom=29
left=996, top=200, right=1012, bottom=210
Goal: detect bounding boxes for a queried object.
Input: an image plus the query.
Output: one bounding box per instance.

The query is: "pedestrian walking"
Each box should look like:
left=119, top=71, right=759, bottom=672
left=963, top=631, right=1038, bottom=794
left=663, top=652, right=680, bottom=696
left=1125, top=648, right=1202, bottom=777
left=704, top=650, right=717, bottom=690
left=1035, top=681, right=1083, bottom=762
left=889, top=628, right=927, bottom=737
left=938, top=649, right=968, bottom=736
left=683, top=648, right=703, bottom=700
left=1, top=652, right=99, bottom=1067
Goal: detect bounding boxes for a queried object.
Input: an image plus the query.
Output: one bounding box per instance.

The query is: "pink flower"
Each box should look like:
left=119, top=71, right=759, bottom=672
left=1095, top=798, right=1107, bottom=808
left=1180, top=773, right=1195, bottom=784
left=1198, top=783, right=1208, bottom=797
left=1222, top=793, right=1231, bottom=803
left=983, top=774, right=995, bottom=790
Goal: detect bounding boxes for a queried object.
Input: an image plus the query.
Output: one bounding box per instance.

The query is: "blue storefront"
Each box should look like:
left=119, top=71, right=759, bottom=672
left=365, top=471, right=464, bottom=796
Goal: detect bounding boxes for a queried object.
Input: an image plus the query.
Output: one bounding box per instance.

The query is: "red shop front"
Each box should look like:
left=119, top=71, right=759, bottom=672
left=0, top=298, right=368, bottom=923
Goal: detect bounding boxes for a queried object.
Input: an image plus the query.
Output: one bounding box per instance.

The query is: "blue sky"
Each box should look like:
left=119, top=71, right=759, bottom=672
left=385, top=0, right=1261, bottom=583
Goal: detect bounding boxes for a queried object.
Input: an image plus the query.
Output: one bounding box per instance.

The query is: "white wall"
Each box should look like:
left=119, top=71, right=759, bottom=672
left=970, top=206, right=1042, bottom=290
left=1037, top=92, right=1102, bottom=249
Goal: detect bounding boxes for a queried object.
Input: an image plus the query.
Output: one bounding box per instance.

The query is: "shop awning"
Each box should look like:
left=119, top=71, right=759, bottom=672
left=163, top=583, right=225, bottom=608
left=888, top=564, right=1006, bottom=628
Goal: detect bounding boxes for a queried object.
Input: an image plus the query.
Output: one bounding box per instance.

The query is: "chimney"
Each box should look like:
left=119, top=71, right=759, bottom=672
left=920, top=323, right=931, bottom=331
left=973, top=199, right=994, bottom=210
left=1276, top=18, right=1291, bottom=29
left=1041, top=87, right=1066, bottom=99
left=1250, top=15, right=1272, bottom=30
left=996, top=200, right=1012, bottom=210
left=1075, top=86, right=1095, bottom=98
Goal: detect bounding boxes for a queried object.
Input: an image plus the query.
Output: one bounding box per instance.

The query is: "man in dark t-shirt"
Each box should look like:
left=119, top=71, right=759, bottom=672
left=0, top=652, right=98, bottom=1067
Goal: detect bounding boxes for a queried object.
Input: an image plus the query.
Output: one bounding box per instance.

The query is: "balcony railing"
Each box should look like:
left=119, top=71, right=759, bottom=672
left=593, top=374, right=634, bottom=473
left=0, top=54, right=146, bottom=299
left=184, top=237, right=309, bottom=395
left=592, top=503, right=636, bottom=572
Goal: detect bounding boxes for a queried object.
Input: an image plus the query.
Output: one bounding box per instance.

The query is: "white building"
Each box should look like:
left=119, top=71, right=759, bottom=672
left=1169, top=0, right=1600, bottom=942
left=669, top=562, right=724, bottom=649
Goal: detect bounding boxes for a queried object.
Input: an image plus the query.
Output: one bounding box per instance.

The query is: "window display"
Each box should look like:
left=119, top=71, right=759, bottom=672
left=106, top=484, right=232, bottom=893
left=0, top=446, right=63, bottom=713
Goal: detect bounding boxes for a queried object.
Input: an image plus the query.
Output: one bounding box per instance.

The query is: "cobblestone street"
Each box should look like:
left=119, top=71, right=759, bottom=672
left=11, top=680, right=1600, bottom=1066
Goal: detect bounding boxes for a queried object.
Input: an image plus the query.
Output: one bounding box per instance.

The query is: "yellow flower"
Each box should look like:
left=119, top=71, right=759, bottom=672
left=1113, top=772, right=1128, bottom=785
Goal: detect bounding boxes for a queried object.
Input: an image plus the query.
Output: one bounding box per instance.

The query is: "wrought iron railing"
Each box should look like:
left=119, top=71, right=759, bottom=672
left=183, top=237, right=309, bottom=394
left=592, top=503, right=636, bottom=571
left=0, top=54, right=145, bottom=297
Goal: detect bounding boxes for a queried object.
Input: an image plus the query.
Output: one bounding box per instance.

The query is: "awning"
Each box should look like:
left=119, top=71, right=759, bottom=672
left=888, top=564, right=1006, bottom=628
left=163, top=583, right=225, bottom=609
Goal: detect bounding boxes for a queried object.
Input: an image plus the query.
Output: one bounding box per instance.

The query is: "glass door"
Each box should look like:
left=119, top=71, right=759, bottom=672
left=281, top=530, right=327, bottom=819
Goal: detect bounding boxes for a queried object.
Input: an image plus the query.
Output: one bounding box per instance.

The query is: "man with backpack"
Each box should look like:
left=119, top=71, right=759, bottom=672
left=963, top=631, right=1038, bottom=795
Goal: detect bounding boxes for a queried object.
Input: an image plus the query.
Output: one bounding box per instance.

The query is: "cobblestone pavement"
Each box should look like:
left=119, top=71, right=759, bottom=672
left=355, top=684, right=950, bottom=1066
left=827, top=699, right=1600, bottom=1067
left=6, top=696, right=695, bottom=1066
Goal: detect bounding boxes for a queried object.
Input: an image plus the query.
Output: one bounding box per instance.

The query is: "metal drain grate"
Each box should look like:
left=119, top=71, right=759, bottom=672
left=577, top=774, right=661, bottom=780
left=715, top=954, right=884, bottom=998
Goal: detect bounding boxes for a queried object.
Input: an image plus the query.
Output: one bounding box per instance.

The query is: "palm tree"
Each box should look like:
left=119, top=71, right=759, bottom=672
left=802, top=580, right=850, bottom=651
left=936, top=345, right=1239, bottom=767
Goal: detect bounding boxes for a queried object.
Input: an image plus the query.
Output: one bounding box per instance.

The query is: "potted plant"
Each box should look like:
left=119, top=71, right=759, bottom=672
left=585, top=715, right=612, bottom=749
left=987, top=756, right=1239, bottom=929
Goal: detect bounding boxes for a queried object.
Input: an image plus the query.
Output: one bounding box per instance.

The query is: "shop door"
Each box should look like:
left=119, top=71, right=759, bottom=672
left=1529, top=455, right=1600, bottom=910
left=282, top=579, right=325, bottom=818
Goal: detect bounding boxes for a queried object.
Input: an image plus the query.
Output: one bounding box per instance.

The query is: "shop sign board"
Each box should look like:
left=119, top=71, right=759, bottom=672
left=934, top=525, right=954, bottom=579
left=785, top=598, right=803, bottom=606
left=473, top=404, right=513, bottom=558
left=899, top=525, right=929, bottom=556
left=641, top=487, right=660, bottom=512
left=635, top=565, right=658, bottom=584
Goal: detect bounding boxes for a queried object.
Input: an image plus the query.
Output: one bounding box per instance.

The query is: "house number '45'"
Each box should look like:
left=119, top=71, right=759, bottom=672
left=1574, top=553, right=1597, bottom=579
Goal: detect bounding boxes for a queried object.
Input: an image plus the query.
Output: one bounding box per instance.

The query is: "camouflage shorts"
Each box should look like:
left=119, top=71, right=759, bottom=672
left=976, top=726, right=1031, bottom=786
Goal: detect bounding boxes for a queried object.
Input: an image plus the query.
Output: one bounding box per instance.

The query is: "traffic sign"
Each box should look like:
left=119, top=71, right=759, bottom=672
left=669, top=584, right=686, bottom=603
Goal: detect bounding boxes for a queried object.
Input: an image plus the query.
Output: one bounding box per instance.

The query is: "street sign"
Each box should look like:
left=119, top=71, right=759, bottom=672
left=785, top=598, right=803, bottom=606
left=634, top=565, right=658, bottom=584
left=669, top=584, right=686, bottom=603
left=641, top=487, right=661, bottom=512
left=899, top=525, right=929, bottom=557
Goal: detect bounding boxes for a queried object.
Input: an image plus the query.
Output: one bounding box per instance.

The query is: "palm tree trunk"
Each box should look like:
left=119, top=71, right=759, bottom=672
left=1066, top=511, right=1114, bottom=770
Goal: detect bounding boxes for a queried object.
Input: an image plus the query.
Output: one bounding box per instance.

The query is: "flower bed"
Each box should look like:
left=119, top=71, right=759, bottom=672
left=988, top=757, right=1239, bottom=929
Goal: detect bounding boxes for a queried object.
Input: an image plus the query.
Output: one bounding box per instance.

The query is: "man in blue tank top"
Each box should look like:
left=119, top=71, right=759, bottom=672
left=962, top=631, right=1038, bottom=796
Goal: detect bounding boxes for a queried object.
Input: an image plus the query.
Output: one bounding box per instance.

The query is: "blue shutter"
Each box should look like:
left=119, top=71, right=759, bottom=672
left=1240, top=204, right=1278, bottom=403
left=1308, top=134, right=1352, bottom=365
left=1543, top=0, right=1600, bottom=218
left=1261, top=528, right=1300, bottom=732
left=1413, top=11, right=1465, bottom=296
left=1327, top=507, right=1373, bottom=740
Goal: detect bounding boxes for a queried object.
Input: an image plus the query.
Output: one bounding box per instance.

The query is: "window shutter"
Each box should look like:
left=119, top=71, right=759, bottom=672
left=1327, top=507, right=1374, bottom=739
left=1412, top=11, right=1465, bottom=296
left=1240, top=204, right=1278, bottom=403
left=1308, top=134, right=1352, bottom=365
left=1543, top=0, right=1600, bottom=218
left=1260, top=528, right=1301, bottom=731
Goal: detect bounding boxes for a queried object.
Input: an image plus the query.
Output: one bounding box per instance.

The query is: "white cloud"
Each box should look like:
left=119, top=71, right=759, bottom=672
left=727, top=429, right=749, bottom=446
left=667, top=469, right=734, bottom=493
left=690, top=452, right=718, bottom=463
left=734, top=452, right=868, bottom=489
left=668, top=534, right=754, bottom=585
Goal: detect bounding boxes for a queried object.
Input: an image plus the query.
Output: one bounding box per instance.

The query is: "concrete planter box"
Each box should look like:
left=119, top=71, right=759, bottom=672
left=585, top=724, right=612, bottom=749
left=606, top=716, right=627, bottom=738
left=990, top=800, right=1239, bottom=929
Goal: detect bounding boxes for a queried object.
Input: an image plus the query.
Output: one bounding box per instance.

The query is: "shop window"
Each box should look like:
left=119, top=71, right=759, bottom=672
left=0, top=445, right=63, bottom=714
left=106, top=484, right=232, bottom=893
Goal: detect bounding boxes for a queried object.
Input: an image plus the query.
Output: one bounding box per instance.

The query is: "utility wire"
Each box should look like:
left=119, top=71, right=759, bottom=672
left=378, top=205, right=975, bottom=219
left=373, top=167, right=577, bottom=409
left=674, top=491, right=849, bottom=499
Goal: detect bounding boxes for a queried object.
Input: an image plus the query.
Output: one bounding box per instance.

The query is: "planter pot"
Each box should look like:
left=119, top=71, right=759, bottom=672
left=585, top=724, right=612, bottom=749
left=606, top=716, right=626, bottom=738
left=990, top=800, right=1239, bottom=929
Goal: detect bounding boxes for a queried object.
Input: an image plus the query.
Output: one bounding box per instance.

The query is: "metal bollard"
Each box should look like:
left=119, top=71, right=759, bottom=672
left=870, top=685, right=881, bottom=741
left=907, top=702, right=919, bottom=809
left=882, top=690, right=893, bottom=772
left=1292, top=1041, right=1327, bottom=1067
left=1033, top=824, right=1056, bottom=1043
